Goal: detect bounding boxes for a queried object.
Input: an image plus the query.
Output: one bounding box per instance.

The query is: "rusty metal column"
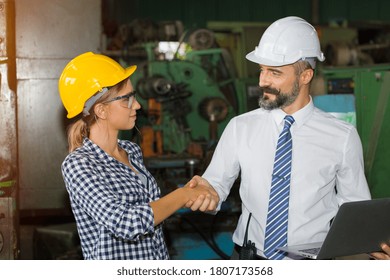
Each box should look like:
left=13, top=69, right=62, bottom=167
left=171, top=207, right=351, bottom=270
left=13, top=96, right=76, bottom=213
left=0, top=0, right=18, bottom=259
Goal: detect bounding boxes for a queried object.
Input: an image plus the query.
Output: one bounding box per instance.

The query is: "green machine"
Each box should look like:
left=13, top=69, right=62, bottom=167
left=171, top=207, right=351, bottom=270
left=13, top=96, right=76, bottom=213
left=321, top=64, right=390, bottom=198
left=124, top=32, right=259, bottom=159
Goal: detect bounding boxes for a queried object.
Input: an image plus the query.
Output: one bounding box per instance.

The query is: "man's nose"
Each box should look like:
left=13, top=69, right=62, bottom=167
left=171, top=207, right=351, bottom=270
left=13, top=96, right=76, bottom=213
left=259, top=71, right=271, bottom=88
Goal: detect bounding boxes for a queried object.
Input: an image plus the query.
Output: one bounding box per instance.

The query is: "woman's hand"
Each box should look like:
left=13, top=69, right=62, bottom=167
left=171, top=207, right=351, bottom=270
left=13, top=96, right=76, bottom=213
left=183, top=175, right=220, bottom=212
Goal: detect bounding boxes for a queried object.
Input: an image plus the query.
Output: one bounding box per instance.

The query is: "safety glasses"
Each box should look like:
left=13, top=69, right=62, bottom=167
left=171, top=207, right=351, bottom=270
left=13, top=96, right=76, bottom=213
left=104, top=91, right=136, bottom=108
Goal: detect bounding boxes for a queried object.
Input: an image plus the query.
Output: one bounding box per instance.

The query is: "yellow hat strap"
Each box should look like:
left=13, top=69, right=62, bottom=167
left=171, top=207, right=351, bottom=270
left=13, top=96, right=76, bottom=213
left=83, top=87, right=109, bottom=116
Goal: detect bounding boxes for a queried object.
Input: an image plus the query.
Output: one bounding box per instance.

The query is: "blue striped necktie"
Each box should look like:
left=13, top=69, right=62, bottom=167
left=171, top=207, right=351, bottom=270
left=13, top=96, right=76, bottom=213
left=264, top=115, right=295, bottom=260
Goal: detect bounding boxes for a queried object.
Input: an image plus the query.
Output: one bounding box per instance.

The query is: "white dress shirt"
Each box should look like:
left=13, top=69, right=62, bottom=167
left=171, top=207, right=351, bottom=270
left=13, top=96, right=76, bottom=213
left=203, top=98, right=371, bottom=258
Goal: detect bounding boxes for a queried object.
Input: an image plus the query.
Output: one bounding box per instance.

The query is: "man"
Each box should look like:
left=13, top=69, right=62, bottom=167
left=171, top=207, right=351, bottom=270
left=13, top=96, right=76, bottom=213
left=189, top=16, right=371, bottom=259
left=371, top=243, right=390, bottom=260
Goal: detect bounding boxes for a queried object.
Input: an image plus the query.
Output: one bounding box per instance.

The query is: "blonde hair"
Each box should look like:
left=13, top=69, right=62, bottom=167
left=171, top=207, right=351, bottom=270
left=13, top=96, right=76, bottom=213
left=66, top=79, right=128, bottom=152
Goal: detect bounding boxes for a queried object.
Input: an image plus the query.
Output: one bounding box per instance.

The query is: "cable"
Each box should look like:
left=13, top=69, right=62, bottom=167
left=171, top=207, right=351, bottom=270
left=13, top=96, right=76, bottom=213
left=180, top=215, right=230, bottom=260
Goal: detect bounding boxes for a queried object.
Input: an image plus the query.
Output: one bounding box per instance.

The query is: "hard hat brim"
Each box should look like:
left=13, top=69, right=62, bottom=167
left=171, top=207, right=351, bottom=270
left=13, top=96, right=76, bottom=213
left=124, top=65, right=137, bottom=80
left=246, top=51, right=288, bottom=67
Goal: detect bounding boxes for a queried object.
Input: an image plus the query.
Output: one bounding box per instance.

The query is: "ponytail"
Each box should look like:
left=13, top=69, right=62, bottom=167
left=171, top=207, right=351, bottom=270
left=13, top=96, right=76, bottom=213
left=67, top=119, right=88, bottom=153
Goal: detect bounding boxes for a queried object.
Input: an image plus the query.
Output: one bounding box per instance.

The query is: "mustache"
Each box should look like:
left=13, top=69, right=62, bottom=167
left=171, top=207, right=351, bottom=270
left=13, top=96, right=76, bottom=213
left=259, top=86, right=280, bottom=95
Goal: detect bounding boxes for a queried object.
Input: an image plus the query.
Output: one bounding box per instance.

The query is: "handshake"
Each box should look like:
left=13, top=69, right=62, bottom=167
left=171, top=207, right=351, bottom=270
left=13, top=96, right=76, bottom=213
left=181, top=175, right=220, bottom=212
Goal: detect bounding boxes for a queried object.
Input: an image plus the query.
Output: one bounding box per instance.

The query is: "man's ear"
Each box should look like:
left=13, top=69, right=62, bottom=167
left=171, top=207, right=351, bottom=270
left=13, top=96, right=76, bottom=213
left=300, top=68, right=314, bottom=85
left=94, top=104, right=107, bottom=119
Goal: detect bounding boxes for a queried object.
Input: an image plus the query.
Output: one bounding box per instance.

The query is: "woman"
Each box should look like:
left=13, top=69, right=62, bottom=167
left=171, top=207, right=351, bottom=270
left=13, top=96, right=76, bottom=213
left=58, top=52, right=217, bottom=259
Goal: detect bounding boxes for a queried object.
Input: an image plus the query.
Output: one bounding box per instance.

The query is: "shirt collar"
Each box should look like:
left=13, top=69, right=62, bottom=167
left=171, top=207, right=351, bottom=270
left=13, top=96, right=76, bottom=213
left=82, top=138, right=110, bottom=162
left=82, top=138, right=134, bottom=163
left=271, top=96, right=314, bottom=129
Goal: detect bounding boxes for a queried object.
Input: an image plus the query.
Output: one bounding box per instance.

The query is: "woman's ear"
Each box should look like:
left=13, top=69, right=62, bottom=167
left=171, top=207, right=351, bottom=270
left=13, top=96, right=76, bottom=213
left=300, top=68, right=314, bottom=85
left=94, top=103, right=107, bottom=119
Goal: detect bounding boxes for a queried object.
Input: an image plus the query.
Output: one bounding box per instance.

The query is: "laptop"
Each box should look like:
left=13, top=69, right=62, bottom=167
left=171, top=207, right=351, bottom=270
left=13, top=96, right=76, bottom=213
left=277, top=198, right=390, bottom=259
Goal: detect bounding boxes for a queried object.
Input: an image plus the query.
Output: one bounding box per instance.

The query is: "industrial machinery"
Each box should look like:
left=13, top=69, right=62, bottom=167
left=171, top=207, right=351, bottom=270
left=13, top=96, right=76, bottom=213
left=323, top=23, right=390, bottom=67
left=128, top=29, right=256, bottom=156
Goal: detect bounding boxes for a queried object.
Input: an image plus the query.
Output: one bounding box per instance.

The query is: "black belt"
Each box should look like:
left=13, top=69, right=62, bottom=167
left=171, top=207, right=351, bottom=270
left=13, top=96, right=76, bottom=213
left=234, top=244, right=268, bottom=260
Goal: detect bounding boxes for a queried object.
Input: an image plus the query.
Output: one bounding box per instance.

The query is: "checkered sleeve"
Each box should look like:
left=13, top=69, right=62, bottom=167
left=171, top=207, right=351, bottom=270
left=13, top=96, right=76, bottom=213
left=62, top=154, right=155, bottom=241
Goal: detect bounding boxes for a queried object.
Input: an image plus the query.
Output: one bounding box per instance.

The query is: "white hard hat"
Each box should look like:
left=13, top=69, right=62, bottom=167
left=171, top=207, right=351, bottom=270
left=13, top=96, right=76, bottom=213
left=246, top=16, right=325, bottom=68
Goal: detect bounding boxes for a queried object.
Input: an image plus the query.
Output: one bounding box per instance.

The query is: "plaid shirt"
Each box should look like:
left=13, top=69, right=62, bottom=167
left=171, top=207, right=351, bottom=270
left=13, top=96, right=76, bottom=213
left=61, top=138, right=169, bottom=260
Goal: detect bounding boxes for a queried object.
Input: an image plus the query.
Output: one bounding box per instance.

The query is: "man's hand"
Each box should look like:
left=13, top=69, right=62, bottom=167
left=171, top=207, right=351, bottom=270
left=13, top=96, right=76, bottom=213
left=184, top=175, right=220, bottom=212
left=370, top=243, right=390, bottom=260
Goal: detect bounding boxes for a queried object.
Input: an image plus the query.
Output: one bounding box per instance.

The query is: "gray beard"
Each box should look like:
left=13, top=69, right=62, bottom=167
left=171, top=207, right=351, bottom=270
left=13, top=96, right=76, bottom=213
left=258, top=80, right=300, bottom=110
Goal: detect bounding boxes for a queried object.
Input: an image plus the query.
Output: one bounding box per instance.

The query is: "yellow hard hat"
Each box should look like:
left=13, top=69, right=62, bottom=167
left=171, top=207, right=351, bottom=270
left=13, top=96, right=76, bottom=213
left=58, top=52, right=137, bottom=118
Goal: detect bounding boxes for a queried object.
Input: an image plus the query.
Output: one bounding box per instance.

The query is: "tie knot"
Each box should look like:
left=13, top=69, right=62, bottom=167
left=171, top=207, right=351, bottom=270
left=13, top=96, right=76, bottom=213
left=284, top=115, right=295, bottom=129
